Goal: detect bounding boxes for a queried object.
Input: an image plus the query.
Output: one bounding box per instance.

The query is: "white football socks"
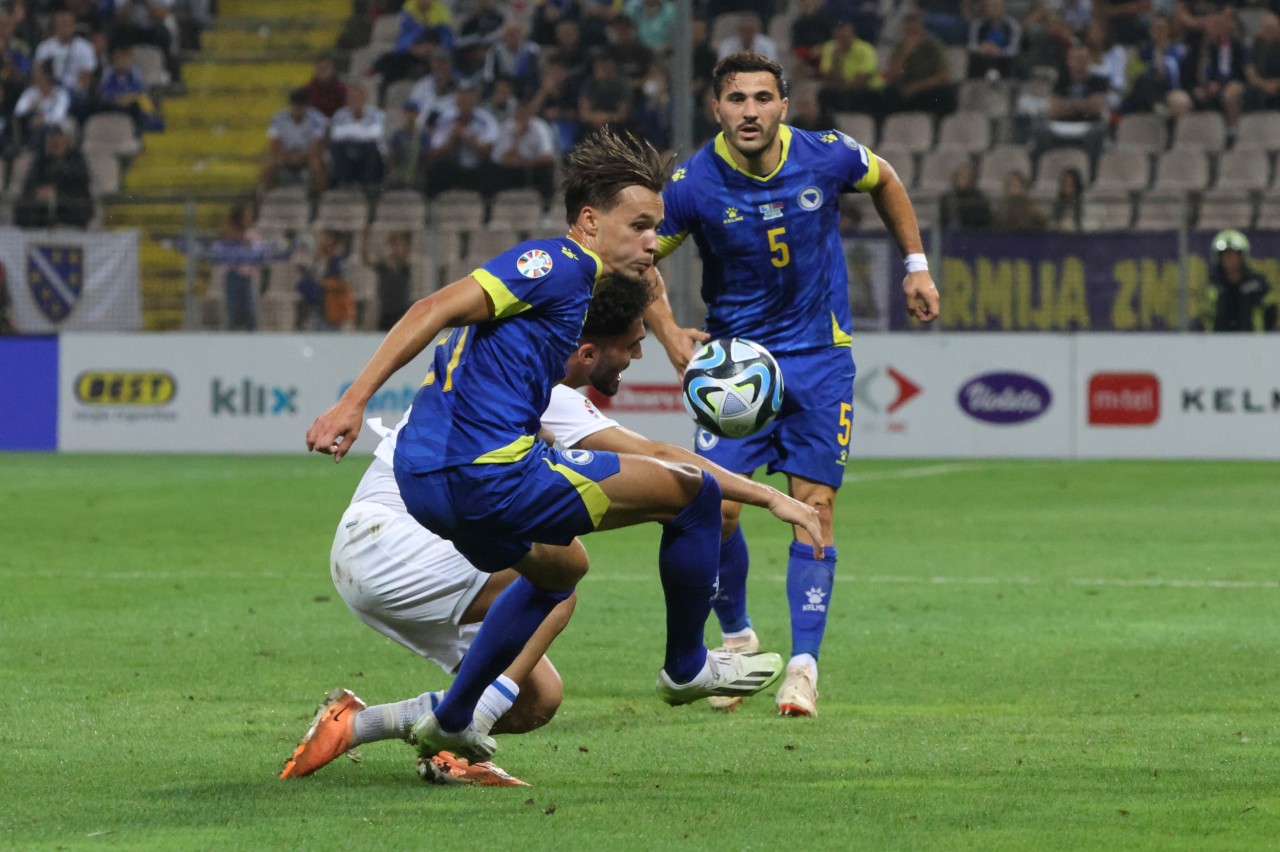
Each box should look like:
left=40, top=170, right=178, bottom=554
left=349, top=675, right=521, bottom=745
left=473, top=675, right=519, bottom=735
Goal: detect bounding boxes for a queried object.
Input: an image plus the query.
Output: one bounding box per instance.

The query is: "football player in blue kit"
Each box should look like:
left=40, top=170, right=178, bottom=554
left=647, top=53, right=941, bottom=717
left=306, top=128, right=823, bottom=764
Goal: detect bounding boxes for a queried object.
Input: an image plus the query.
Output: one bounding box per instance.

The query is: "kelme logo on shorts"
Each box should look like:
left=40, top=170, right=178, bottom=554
left=75, top=371, right=176, bottom=406
left=516, top=249, right=552, bottom=278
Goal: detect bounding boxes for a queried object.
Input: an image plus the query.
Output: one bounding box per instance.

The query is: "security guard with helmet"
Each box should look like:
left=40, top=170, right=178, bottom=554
left=1205, top=230, right=1277, bottom=332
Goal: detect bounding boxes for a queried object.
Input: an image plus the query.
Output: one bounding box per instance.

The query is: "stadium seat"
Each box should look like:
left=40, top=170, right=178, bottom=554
left=383, top=78, right=415, bottom=114
left=1215, top=149, right=1270, bottom=191
left=1234, top=112, right=1280, bottom=154
left=374, top=189, right=427, bottom=226
left=86, top=151, right=121, bottom=196
left=1255, top=194, right=1280, bottom=228
left=957, top=78, right=1012, bottom=115
left=80, top=112, right=141, bottom=158
left=429, top=189, right=486, bottom=230
left=879, top=111, right=934, bottom=154
left=710, top=12, right=749, bottom=44
left=1081, top=190, right=1134, bottom=230
left=873, top=142, right=916, bottom=186
left=1033, top=147, right=1092, bottom=195
left=1093, top=149, right=1152, bottom=192
left=1132, top=193, right=1192, bottom=230
left=1114, top=113, right=1168, bottom=152
left=348, top=44, right=382, bottom=80
left=915, top=149, right=974, bottom=198
left=1196, top=189, right=1256, bottom=230
left=315, top=188, right=370, bottom=230
left=255, top=195, right=310, bottom=231
left=834, top=112, right=876, bottom=146
left=466, top=228, right=514, bottom=260
left=133, top=44, right=168, bottom=88
left=488, top=187, right=546, bottom=228
left=3, top=149, right=34, bottom=201
left=1150, top=149, right=1210, bottom=193
left=370, top=14, right=401, bottom=48
left=766, top=13, right=792, bottom=56
left=1171, top=112, right=1227, bottom=152
left=976, top=144, right=1033, bottom=195
left=935, top=113, right=992, bottom=154
left=945, top=46, right=968, bottom=82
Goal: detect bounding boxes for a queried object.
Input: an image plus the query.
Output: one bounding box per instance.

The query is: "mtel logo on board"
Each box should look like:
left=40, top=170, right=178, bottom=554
left=1088, top=373, right=1159, bottom=426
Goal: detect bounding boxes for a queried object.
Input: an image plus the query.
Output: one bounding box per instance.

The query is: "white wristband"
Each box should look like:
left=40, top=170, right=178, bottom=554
left=904, top=253, right=928, bottom=273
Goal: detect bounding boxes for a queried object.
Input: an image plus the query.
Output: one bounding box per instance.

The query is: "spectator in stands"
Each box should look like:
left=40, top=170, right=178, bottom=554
left=1083, top=19, right=1127, bottom=112
left=1123, top=14, right=1191, bottom=114
left=366, top=229, right=414, bottom=332
left=408, top=47, right=459, bottom=128
left=608, top=15, right=653, bottom=82
left=530, top=0, right=580, bottom=47
left=0, top=5, right=32, bottom=108
left=916, top=0, right=969, bottom=45
left=260, top=87, right=327, bottom=196
left=486, top=75, right=519, bottom=123
left=528, top=54, right=580, bottom=152
left=1022, top=10, right=1074, bottom=79
left=881, top=9, right=956, bottom=116
left=631, top=64, right=672, bottom=150
left=488, top=99, right=557, bottom=205
left=992, top=169, right=1048, bottom=232
left=786, top=84, right=835, bottom=132
left=303, top=53, right=347, bottom=119
left=627, top=0, right=674, bottom=55
left=374, top=0, right=455, bottom=84
left=1097, top=0, right=1152, bottom=46
left=1204, top=229, right=1276, bottom=332
left=461, top=0, right=506, bottom=47
left=828, top=0, right=883, bottom=45
left=690, top=16, right=717, bottom=96
left=209, top=199, right=271, bottom=331
left=15, top=124, right=92, bottom=228
left=296, top=228, right=356, bottom=332
left=717, top=14, right=778, bottom=61
left=578, top=0, right=619, bottom=48
left=967, top=0, right=1022, bottom=79
left=816, top=19, right=884, bottom=116
left=385, top=99, right=428, bottom=188
left=1034, top=44, right=1109, bottom=161
left=577, top=48, right=633, bottom=140
left=7, top=0, right=40, bottom=55
left=940, top=161, right=993, bottom=231
left=110, top=0, right=178, bottom=83
left=1023, top=0, right=1093, bottom=40
left=790, top=0, right=835, bottom=73
left=97, top=44, right=160, bottom=133
left=34, top=10, right=96, bottom=110
left=1049, top=166, right=1091, bottom=231
left=1244, top=12, right=1280, bottom=112
left=329, top=81, right=386, bottom=192
left=550, top=18, right=590, bottom=79
left=483, top=17, right=541, bottom=100
left=0, top=266, right=12, bottom=334
left=423, top=79, right=498, bottom=196
left=1185, top=7, right=1246, bottom=136
left=14, top=59, right=70, bottom=150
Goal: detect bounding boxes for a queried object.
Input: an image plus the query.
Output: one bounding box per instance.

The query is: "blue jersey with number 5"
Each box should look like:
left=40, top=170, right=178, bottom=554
left=657, top=125, right=878, bottom=355
left=396, top=237, right=603, bottom=474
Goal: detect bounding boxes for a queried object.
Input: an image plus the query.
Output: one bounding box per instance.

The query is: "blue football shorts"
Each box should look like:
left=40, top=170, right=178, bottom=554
left=694, top=346, right=856, bottom=489
left=395, top=441, right=621, bottom=573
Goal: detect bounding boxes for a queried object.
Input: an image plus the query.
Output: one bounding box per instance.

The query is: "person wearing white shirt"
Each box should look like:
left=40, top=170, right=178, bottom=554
left=488, top=101, right=557, bottom=205
left=13, top=59, right=70, bottom=149
left=715, top=14, right=779, bottom=61
left=408, top=48, right=458, bottom=130
left=329, top=83, right=386, bottom=190
left=33, top=11, right=96, bottom=97
left=424, top=82, right=499, bottom=197
left=260, top=88, right=329, bottom=195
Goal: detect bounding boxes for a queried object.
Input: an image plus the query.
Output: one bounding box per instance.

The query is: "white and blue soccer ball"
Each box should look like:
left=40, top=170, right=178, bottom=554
left=681, top=337, right=784, bottom=439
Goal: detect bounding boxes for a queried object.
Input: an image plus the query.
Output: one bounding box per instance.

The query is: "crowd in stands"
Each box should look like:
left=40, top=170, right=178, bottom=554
left=1, top=0, right=181, bottom=228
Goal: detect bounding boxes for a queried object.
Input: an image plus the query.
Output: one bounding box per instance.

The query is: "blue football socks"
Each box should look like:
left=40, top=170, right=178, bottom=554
left=786, top=541, right=836, bottom=660
left=712, top=525, right=751, bottom=634
left=434, top=576, right=571, bottom=733
left=658, top=472, right=723, bottom=683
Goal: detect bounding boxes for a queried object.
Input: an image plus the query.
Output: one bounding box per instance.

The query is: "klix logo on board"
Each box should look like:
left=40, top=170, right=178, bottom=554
left=957, top=372, right=1051, bottom=425
left=211, top=379, right=298, bottom=416
left=1088, top=372, right=1160, bottom=426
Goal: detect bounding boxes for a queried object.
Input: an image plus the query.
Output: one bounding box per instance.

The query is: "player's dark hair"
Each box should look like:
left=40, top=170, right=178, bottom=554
left=580, top=274, right=655, bottom=341
left=712, top=52, right=788, bottom=99
left=561, top=126, right=670, bottom=225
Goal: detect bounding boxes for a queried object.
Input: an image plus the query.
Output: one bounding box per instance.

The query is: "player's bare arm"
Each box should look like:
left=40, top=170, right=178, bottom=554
left=643, top=268, right=708, bottom=375
left=869, top=154, right=941, bottom=323
left=574, top=424, right=823, bottom=558
left=305, top=277, right=495, bottom=461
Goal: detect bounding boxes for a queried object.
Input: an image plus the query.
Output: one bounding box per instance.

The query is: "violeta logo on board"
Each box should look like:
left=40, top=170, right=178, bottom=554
left=958, top=372, right=1051, bottom=425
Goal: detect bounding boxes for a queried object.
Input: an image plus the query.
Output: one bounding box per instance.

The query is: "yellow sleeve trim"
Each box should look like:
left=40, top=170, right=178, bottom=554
left=831, top=312, right=852, bottom=348
left=473, top=434, right=535, bottom=464
left=472, top=268, right=532, bottom=319
left=657, top=232, right=687, bottom=260
left=543, top=457, right=612, bottom=528
left=854, top=146, right=881, bottom=193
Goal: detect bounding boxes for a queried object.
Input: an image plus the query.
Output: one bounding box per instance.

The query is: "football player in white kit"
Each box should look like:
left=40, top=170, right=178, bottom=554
left=282, top=279, right=778, bottom=786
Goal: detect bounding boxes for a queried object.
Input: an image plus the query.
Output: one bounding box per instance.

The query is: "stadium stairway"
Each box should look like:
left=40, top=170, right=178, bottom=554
left=107, top=0, right=347, bottom=329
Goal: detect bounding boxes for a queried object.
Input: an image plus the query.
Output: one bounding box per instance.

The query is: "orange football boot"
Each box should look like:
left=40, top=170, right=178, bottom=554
left=418, top=751, right=531, bottom=787
left=279, top=688, right=366, bottom=779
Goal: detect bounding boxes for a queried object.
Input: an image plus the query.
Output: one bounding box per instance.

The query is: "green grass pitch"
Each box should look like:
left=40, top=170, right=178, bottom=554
left=2, top=455, right=1279, bottom=850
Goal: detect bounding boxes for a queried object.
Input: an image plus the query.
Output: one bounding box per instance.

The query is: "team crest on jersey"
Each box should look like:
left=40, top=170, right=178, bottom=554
left=723, top=206, right=744, bottom=224
left=695, top=429, right=719, bottom=451
left=798, top=186, right=823, bottom=210
left=758, top=201, right=784, bottom=221
left=563, top=449, right=595, bottom=465
left=517, top=249, right=553, bottom=278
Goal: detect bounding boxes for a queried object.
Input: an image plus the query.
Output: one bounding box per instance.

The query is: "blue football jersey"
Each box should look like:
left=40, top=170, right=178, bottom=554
left=657, top=125, right=878, bottom=354
left=395, top=237, right=603, bottom=473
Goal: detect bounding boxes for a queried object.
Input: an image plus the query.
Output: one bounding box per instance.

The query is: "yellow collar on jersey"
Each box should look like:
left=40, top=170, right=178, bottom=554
left=714, top=124, right=792, bottom=182
left=565, top=235, right=604, bottom=282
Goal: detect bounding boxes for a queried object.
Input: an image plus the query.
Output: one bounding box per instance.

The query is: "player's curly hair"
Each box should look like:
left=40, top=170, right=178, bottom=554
left=580, top=274, right=655, bottom=341
left=561, top=126, right=670, bottom=225
left=712, top=52, right=788, bottom=99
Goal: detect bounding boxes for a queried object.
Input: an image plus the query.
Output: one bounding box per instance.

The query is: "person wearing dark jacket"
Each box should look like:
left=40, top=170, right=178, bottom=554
left=15, top=124, right=92, bottom=227
left=1206, top=230, right=1276, bottom=332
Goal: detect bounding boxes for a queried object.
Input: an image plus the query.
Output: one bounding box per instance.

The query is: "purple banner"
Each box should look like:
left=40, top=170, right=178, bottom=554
left=884, top=230, right=1280, bottom=331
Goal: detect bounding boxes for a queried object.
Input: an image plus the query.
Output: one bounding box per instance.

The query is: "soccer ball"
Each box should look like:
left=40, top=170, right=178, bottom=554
left=682, top=337, right=784, bottom=439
